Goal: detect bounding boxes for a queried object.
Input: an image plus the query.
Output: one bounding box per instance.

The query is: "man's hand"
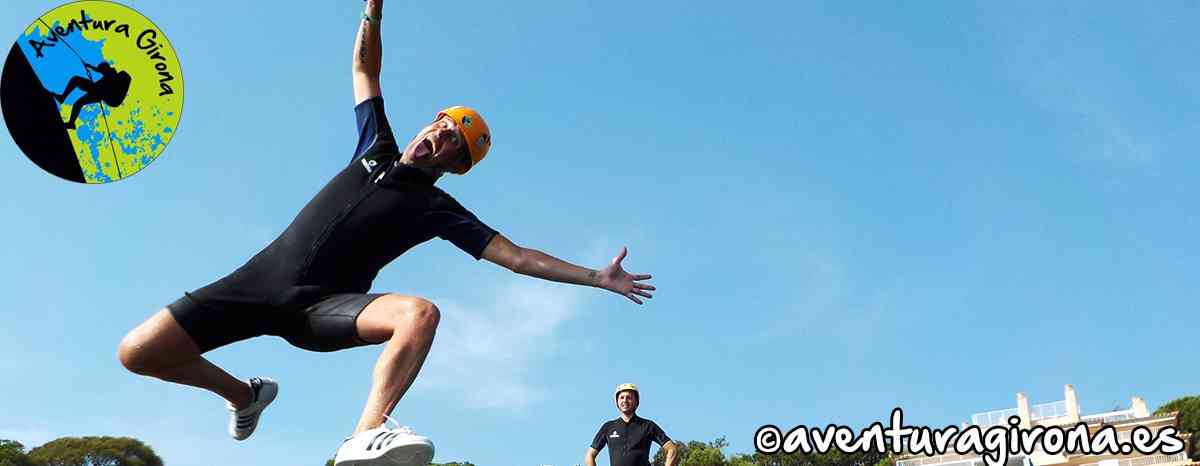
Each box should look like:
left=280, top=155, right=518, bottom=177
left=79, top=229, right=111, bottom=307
left=596, top=247, right=655, bottom=304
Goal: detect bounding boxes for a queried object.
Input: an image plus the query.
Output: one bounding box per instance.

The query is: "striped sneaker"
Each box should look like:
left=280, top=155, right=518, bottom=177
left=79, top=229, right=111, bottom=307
left=333, top=415, right=434, bottom=466
left=227, top=377, right=278, bottom=440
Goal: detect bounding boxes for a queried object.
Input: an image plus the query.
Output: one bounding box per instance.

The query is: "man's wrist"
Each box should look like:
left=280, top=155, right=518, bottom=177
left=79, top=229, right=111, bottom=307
left=362, top=0, right=382, bottom=23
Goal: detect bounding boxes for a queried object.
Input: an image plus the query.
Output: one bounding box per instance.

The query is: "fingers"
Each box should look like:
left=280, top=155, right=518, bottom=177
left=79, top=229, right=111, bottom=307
left=631, top=289, right=653, bottom=299
left=612, top=247, right=628, bottom=265
left=632, top=273, right=651, bottom=281
left=626, top=293, right=644, bottom=305
left=633, top=282, right=655, bottom=291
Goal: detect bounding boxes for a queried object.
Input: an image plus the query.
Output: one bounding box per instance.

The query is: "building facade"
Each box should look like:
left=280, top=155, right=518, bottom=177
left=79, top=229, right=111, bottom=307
left=895, top=385, right=1194, bottom=466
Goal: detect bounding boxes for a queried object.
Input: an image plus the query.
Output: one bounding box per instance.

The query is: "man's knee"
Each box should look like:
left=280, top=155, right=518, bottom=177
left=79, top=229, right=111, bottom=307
left=399, top=296, right=440, bottom=330
left=379, top=295, right=440, bottom=330
left=117, top=331, right=155, bottom=375
left=117, top=308, right=197, bottom=375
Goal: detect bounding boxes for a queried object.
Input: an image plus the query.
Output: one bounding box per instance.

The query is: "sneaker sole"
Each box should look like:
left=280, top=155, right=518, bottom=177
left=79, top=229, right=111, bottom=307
left=336, top=443, right=433, bottom=466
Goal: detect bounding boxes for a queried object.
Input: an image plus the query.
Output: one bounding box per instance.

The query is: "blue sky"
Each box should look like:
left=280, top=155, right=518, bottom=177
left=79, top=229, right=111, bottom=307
left=2, top=1, right=1198, bottom=465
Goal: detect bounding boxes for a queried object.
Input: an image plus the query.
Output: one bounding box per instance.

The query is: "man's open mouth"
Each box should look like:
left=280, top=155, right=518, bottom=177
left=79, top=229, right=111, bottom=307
left=412, top=137, right=434, bottom=159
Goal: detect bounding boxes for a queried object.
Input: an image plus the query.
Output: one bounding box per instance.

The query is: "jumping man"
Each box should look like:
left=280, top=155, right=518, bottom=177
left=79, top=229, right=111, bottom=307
left=116, top=2, right=655, bottom=465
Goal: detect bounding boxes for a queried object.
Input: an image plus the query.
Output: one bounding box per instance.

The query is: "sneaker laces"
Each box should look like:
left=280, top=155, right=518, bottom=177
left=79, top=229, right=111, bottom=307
left=381, top=414, right=413, bottom=434
left=228, top=379, right=261, bottom=415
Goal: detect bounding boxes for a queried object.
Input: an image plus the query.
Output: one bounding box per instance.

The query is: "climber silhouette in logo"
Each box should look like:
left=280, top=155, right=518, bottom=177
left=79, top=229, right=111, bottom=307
left=52, top=61, right=132, bottom=130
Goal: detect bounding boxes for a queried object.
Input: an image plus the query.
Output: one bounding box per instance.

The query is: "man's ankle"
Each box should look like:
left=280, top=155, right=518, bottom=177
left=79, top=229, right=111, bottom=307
left=231, top=381, right=254, bottom=409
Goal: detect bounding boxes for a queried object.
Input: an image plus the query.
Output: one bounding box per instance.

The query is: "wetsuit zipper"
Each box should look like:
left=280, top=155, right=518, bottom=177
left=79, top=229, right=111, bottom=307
left=298, top=165, right=390, bottom=281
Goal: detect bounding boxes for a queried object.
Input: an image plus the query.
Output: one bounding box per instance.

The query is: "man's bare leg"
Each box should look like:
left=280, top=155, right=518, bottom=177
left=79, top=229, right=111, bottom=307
left=352, top=294, right=440, bottom=433
left=117, top=309, right=254, bottom=409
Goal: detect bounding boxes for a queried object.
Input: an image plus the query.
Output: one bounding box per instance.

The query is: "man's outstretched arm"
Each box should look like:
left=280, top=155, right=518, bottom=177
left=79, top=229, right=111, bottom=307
left=482, top=234, right=655, bottom=304
left=352, top=0, right=383, bottom=104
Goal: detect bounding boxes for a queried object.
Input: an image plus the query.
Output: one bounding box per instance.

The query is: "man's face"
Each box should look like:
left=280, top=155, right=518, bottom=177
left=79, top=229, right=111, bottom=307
left=400, top=115, right=471, bottom=173
left=616, top=390, right=639, bottom=415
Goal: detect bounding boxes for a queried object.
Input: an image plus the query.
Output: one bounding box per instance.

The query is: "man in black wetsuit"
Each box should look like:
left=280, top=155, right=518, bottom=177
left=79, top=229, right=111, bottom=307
left=586, top=384, right=678, bottom=466
left=115, top=1, right=655, bottom=465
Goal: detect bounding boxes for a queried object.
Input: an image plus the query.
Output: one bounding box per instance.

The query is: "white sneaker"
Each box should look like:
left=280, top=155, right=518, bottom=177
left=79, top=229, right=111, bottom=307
left=227, top=377, right=278, bottom=440
left=334, top=415, right=434, bottom=466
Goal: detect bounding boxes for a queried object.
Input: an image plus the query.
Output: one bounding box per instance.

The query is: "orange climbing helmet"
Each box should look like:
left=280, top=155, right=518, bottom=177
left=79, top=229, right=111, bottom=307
left=436, top=106, right=491, bottom=174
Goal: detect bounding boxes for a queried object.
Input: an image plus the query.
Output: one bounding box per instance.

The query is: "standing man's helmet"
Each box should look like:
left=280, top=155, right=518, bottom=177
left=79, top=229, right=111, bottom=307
left=614, top=383, right=639, bottom=400
left=436, top=106, right=491, bottom=175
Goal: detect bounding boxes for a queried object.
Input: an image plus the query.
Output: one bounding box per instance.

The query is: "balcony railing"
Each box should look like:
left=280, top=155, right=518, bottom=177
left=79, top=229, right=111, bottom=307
left=1081, top=410, right=1136, bottom=424
left=1030, top=401, right=1068, bottom=420
left=897, top=454, right=1032, bottom=466
left=972, top=408, right=1019, bottom=427
left=1075, top=453, right=1189, bottom=466
left=897, top=453, right=980, bottom=466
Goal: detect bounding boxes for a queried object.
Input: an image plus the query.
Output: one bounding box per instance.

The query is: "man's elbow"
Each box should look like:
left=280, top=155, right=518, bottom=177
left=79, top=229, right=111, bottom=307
left=507, top=248, right=531, bottom=275
left=351, top=68, right=379, bottom=82
left=664, top=442, right=678, bottom=458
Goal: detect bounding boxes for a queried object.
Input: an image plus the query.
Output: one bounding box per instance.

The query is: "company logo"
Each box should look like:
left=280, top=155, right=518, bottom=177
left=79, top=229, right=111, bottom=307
left=1, top=1, right=183, bottom=183
left=610, top=430, right=620, bottom=439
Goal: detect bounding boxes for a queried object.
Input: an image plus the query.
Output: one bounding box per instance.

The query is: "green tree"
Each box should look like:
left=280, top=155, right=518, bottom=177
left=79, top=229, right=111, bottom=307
left=0, top=440, right=32, bottom=466
left=1155, top=396, right=1200, bottom=460
left=657, top=437, right=888, bottom=466
left=655, top=438, right=728, bottom=466
left=26, top=437, right=162, bottom=466
left=684, top=438, right=731, bottom=466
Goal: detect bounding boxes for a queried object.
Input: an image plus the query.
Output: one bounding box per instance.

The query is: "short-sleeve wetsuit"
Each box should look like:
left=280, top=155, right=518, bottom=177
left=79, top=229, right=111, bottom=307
left=167, top=97, right=498, bottom=353
left=590, top=416, right=672, bottom=466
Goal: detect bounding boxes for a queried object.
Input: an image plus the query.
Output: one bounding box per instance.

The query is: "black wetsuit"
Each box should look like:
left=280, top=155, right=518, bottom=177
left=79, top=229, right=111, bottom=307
left=590, top=416, right=672, bottom=466
left=168, top=97, right=497, bottom=352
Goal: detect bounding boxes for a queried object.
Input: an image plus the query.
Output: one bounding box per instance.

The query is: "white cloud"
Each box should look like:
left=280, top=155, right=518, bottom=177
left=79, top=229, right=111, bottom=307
left=1014, top=56, right=1158, bottom=168
left=999, top=8, right=1190, bottom=171
left=0, top=426, right=55, bottom=449
left=420, top=279, right=584, bottom=410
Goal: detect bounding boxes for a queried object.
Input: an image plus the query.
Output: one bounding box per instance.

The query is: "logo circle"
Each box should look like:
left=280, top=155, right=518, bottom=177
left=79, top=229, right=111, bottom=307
left=1, top=1, right=184, bottom=183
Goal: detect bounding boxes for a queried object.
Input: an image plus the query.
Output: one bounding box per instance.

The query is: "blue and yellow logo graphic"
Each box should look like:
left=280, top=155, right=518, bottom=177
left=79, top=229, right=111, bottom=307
left=1, top=1, right=183, bottom=183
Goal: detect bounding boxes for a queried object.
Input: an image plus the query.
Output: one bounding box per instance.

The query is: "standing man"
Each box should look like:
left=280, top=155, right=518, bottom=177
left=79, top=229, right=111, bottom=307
left=115, top=1, right=655, bottom=466
left=586, top=384, right=678, bottom=466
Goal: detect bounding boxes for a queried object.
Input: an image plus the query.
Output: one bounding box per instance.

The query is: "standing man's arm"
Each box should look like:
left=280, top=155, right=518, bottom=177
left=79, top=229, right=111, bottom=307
left=584, top=447, right=600, bottom=466
left=651, top=422, right=678, bottom=466
left=662, top=440, right=679, bottom=466
left=586, top=423, right=609, bottom=466
left=482, top=234, right=655, bottom=304
left=352, top=0, right=384, bottom=104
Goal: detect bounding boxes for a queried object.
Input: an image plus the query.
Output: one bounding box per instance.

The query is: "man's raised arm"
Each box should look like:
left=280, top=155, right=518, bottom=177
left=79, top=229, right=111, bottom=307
left=352, top=0, right=384, bottom=104
left=482, top=234, right=655, bottom=304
